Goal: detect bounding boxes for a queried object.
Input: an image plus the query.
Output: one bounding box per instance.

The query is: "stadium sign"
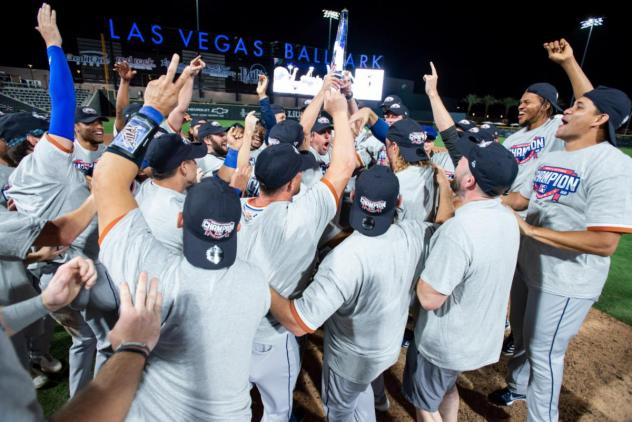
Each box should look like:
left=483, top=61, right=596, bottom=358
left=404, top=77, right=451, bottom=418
left=107, top=18, right=383, bottom=69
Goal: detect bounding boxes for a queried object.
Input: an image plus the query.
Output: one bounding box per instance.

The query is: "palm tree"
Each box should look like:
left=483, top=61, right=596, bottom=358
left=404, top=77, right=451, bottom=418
left=501, top=97, right=519, bottom=119
left=464, top=94, right=481, bottom=117
left=482, top=95, right=499, bottom=119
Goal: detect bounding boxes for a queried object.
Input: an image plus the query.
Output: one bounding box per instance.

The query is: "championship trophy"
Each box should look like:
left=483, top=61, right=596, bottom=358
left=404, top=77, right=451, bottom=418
left=330, top=9, right=348, bottom=79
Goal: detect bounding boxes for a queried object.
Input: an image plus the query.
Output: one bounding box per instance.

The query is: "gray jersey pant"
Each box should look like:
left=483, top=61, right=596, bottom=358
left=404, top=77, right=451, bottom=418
left=507, top=272, right=594, bottom=422
left=321, top=360, right=377, bottom=422
left=249, top=332, right=301, bottom=422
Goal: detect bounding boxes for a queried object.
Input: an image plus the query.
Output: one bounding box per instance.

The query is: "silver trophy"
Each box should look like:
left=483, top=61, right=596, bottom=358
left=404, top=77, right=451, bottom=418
left=331, top=9, right=348, bottom=79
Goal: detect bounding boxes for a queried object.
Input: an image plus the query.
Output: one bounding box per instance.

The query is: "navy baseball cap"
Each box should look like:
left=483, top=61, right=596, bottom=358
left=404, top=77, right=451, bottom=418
left=198, top=121, right=226, bottom=139
left=385, top=103, right=409, bottom=117
left=145, top=133, right=207, bottom=173
left=299, top=99, right=312, bottom=111
left=75, top=107, right=109, bottom=124
left=190, top=117, right=208, bottom=128
left=583, top=86, right=632, bottom=146
left=349, top=165, right=400, bottom=237
left=183, top=177, right=241, bottom=270
left=456, top=138, right=518, bottom=197
left=254, top=144, right=317, bottom=190
left=311, top=116, right=334, bottom=133
left=381, top=94, right=402, bottom=109
left=267, top=119, right=304, bottom=147
left=386, top=119, right=429, bottom=162
left=526, top=82, right=562, bottom=112
left=123, top=103, right=142, bottom=124
left=455, top=119, right=475, bottom=131
left=422, top=125, right=438, bottom=141
left=270, top=104, right=285, bottom=115
left=479, top=123, right=499, bottom=139
left=0, top=112, right=49, bottom=148
left=462, top=126, right=495, bottom=144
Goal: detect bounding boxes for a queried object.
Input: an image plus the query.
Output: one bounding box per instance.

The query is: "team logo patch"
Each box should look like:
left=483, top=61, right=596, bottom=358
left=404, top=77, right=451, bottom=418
left=205, top=245, right=224, bottom=265
left=82, top=107, right=97, bottom=115
left=458, top=119, right=471, bottom=125
left=384, top=96, right=394, bottom=102
left=268, top=137, right=280, bottom=145
left=121, top=125, right=139, bottom=149
left=390, top=103, right=401, bottom=109
left=317, top=116, right=330, bottom=124
left=360, top=196, right=387, bottom=214
left=211, top=121, right=221, bottom=127
left=201, top=219, right=235, bottom=239
left=532, top=165, right=581, bottom=202
left=509, top=136, right=546, bottom=164
left=408, top=131, right=426, bottom=144
left=72, top=160, right=95, bottom=173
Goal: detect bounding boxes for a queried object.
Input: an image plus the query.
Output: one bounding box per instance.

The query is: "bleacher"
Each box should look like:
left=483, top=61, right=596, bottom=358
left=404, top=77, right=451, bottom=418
left=0, top=82, right=92, bottom=113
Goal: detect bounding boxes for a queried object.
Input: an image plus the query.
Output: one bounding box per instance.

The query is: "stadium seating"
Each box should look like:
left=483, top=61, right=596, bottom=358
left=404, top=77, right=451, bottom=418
left=0, top=82, right=91, bottom=112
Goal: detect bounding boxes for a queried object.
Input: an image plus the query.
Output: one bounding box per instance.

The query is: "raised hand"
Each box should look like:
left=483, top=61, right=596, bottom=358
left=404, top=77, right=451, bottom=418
left=229, top=165, right=252, bottom=193
left=323, top=87, right=348, bottom=116
left=244, top=111, right=259, bottom=133
left=35, top=3, right=62, bottom=47
left=256, top=74, right=269, bottom=98
left=186, top=55, right=206, bottom=77
left=543, top=39, right=574, bottom=65
left=143, top=54, right=188, bottom=117
left=41, top=257, right=97, bottom=311
left=108, top=273, right=163, bottom=352
left=114, top=61, right=137, bottom=82
left=226, top=126, right=244, bottom=150
left=423, top=62, right=438, bottom=96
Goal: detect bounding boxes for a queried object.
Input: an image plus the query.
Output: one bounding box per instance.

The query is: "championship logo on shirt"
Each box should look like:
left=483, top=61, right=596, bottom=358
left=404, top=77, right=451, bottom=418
left=509, top=136, right=546, bottom=164
left=532, top=165, right=581, bottom=202
left=201, top=219, right=235, bottom=239
left=72, top=159, right=95, bottom=174
left=360, top=196, right=387, bottom=214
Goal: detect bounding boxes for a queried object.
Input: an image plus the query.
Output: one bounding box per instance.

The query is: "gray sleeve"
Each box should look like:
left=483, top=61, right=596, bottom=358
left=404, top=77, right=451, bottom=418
left=1, top=295, right=48, bottom=335
left=288, top=181, right=337, bottom=239
left=420, top=225, right=470, bottom=296
left=439, top=126, right=461, bottom=167
left=585, top=170, right=632, bottom=231
left=22, top=135, right=74, bottom=182
left=293, top=250, right=358, bottom=331
left=0, top=208, right=46, bottom=259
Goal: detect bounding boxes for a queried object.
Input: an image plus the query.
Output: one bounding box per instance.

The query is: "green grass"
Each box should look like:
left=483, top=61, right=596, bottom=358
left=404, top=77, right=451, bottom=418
left=36, top=325, right=72, bottom=417
left=102, top=119, right=244, bottom=136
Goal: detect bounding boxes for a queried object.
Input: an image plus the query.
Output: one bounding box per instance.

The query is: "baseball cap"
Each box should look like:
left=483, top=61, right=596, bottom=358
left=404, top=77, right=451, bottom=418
left=421, top=124, right=438, bottom=141
left=349, top=165, right=399, bottom=237
left=198, top=121, right=226, bottom=139
left=583, top=86, right=632, bottom=146
left=145, top=133, right=207, bottom=173
left=267, top=119, right=304, bottom=148
left=190, top=117, right=208, bottom=128
left=384, top=103, right=409, bottom=117
left=526, top=82, right=562, bottom=112
left=380, top=94, right=402, bottom=110
left=386, top=119, right=429, bottom=162
left=123, top=103, right=142, bottom=124
left=0, top=112, right=49, bottom=148
left=456, top=137, right=518, bottom=197
left=75, top=107, right=109, bottom=124
left=183, top=177, right=241, bottom=270
left=462, top=126, right=495, bottom=144
left=455, top=119, right=475, bottom=131
left=270, top=104, right=285, bottom=115
left=254, top=144, right=317, bottom=190
left=311, top=116, right=334, bottom=133
left=299, top=99, right=312, bottom=112
left=479, top=123, right=499, bottom=139
left=229, top=122, right=245, bottom=130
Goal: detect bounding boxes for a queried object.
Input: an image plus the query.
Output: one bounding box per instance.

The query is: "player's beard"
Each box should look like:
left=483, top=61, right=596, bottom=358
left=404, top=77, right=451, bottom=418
left=450, top=178, right=461, bottom=195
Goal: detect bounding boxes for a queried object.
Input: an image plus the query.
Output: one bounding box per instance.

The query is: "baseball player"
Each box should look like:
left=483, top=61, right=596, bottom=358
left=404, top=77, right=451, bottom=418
left=236, top=86, right=356, bottom=421
left=489, top=39, right=632, bottom=422
left=93, top=53, right=270, bottom=421
left=404, top=131, right=520, bottom=422
left=72, top=107, right=109, bottom=175
left=269, top=165, right=439, bottom=421
left=196, top=120, right=228, bottom=176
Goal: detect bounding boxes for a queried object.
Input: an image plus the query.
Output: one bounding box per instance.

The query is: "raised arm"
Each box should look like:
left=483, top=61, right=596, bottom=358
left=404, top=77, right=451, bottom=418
left=37, top=3, right=75, bottom=151
left=300, top=74, right=342, bottom=146
left=113, top=61, right=137, bottom=133
left=35, top=195, right=97, bottom=247
left=544, top=39, right=594, bottom=100
left=433, top=165, right=455, bottom=224
left=93, top=54, right=186, bottom=235
left=167, top=56, right=205, bottom=133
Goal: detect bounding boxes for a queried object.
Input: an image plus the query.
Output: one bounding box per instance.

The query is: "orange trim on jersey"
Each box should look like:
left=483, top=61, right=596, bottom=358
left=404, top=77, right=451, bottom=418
left=47, top=134, right=73, bottom=154
left=98, top=213, right=128, bottom=246
left=587, top=226, right=632, bottom=234
left=289, top=301, right=315, bottom=334
left=321, top=178, right=340, bottom=209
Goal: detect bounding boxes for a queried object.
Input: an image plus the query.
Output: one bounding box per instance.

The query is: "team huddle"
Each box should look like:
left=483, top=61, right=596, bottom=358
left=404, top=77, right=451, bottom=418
left=1, top=4, right=631, bottom=422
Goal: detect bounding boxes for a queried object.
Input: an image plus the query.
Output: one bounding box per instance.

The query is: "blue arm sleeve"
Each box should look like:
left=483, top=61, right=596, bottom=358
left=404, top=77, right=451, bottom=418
left=370, top=118, right=389, bottom=143
left=259, top=97, right=277, bottom=131
left=47, top=46, right=76, bottom=141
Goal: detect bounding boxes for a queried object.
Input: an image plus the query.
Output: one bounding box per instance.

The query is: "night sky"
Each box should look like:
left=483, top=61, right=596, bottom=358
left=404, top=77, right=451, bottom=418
left=2, top=0, right=627, bottom=105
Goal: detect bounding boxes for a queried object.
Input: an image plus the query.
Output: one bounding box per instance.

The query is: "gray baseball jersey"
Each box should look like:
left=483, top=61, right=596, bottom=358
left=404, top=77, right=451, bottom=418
left=430, top=151, right=455, bottom=180
left=71, top=141, right=106, bottom=174
left=518, top=141, right=632, bottom=298
left=197, top=154, right=224, bottom=179
left=135, top=179, right=185, bottom=252
left=0, top=165, right=13, bottom=207
left=503, top=117, right=564, bottom=193
left=99, top=208, right=270, bottom=421
left=396, top=165, right=436, bottom=223
left=414, top=198, right=520, bottom=371
left=355, top=130, right=387, bottom=167
left=237, top=180, right=338, bottom=344
left=293, top=220, right=435, bottom=384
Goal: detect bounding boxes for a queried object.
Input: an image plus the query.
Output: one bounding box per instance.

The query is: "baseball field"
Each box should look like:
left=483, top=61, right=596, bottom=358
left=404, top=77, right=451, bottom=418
left=36, top=121, right=632, bottom=420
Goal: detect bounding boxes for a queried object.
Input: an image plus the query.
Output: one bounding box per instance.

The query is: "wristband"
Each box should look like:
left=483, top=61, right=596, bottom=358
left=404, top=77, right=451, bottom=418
left=224, top=148, right=239, bottom=169
left=107, top=113, right=160, bottom=167
left=114, top=341, right=151, bottom=359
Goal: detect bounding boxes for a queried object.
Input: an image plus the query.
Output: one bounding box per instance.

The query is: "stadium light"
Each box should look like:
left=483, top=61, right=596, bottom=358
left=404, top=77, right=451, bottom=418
left=323, top=10, right=340, bottom=51
left=579, top=17, right=604, bottom=68
left=27, top=64, right=34, bottom=81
